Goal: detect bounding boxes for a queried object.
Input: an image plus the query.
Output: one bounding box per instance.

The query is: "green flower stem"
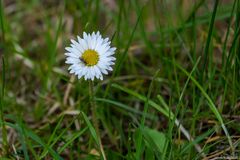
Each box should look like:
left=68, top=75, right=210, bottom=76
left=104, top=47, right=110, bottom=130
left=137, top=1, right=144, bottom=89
left=89, top=81, right=106, bottom=160
left=0, top=57, right=8, bottom=155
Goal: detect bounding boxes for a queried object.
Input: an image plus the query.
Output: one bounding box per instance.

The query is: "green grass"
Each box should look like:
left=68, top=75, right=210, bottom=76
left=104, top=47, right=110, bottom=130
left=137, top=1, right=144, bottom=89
left=0, top=0, right=240, bottom=159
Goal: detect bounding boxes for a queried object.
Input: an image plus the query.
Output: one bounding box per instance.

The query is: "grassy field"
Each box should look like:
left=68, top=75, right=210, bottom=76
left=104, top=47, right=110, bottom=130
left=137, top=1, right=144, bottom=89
left=0, top=0, right=240, bottom=159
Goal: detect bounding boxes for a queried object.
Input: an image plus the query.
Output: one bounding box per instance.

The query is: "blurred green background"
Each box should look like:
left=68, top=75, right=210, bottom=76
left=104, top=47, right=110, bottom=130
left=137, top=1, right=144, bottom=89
left=0, top=0, right=239, bottom=159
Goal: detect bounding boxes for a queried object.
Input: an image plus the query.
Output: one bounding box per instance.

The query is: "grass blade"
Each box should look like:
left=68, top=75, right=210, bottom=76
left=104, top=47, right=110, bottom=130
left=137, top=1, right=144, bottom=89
left=1, top=121, right=62, bottom=160
left=81, top=111, right=104, bottom=158
left=112, top=83, right=205, bottom=157
left=201, top=0, right=219, bottom=82
left=0, top=57, right=8, bottom=154
left=0, top=0, right=5, bottom=42
left=174, top=61, right=234, bottom=151
left=58, top=127, right=88, bottom=153
left=26, top=129, right=63, bottom=160
left=40, top=115, right=64, bottom=158
left=112, top=83, right=171, bottom=118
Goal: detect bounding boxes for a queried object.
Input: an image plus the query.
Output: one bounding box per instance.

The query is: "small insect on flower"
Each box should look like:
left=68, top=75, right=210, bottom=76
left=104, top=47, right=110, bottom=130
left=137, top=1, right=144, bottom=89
left=65, top=31, right=116, bottom=80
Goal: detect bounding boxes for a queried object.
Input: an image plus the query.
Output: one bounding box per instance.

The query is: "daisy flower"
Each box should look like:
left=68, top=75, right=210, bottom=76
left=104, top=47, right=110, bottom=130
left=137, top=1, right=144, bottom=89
left=65, top=31, right=116, bottom=80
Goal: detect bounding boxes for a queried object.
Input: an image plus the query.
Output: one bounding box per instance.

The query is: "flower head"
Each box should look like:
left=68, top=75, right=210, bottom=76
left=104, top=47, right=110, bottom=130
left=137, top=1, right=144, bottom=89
left=65, top=31, right=116, bottom=80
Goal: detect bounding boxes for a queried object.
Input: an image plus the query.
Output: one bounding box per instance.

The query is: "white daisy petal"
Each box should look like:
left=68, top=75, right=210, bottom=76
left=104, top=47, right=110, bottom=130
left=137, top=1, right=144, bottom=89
left=103, top=38, right=109, bottom=45
left=70, top=41, right=84, bottom=54
left=107, top=66, right=113, bottom=71
left=65, top=57, right=80, bottom=64
left=65, top=52, right=78, bottom=58
left=83, top=32, right=88, bottom=39
left=65, top=47, right=73, bottom=52
left=99, top=75, right=103, bottom=80
left=79, top=38, right=88, bottom=50
left=110, top=47, right=116, bottom=52
left=104, top=51, right=115, bottom=56
left=108, top=62, right=115, bottom=65
left=84, top=75, right=88, bottom=80
left=100, top=68, right=108, bottom=75
left=94, top=66, right=101, bottom=79
left=96, top=31, right=100, bottom=37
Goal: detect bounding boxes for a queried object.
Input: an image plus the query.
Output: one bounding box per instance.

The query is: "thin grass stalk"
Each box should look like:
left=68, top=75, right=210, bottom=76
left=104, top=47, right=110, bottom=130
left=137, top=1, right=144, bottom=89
left=0, top=57, right=8, bottom=154
left=0, top=0, right=5, bottom=42
left=201, top=0, right=219, bottom=83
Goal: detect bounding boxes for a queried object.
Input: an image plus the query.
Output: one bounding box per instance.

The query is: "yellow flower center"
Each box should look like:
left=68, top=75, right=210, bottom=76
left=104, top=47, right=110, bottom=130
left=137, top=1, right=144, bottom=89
left=81, top=49, right=99, bottom=66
